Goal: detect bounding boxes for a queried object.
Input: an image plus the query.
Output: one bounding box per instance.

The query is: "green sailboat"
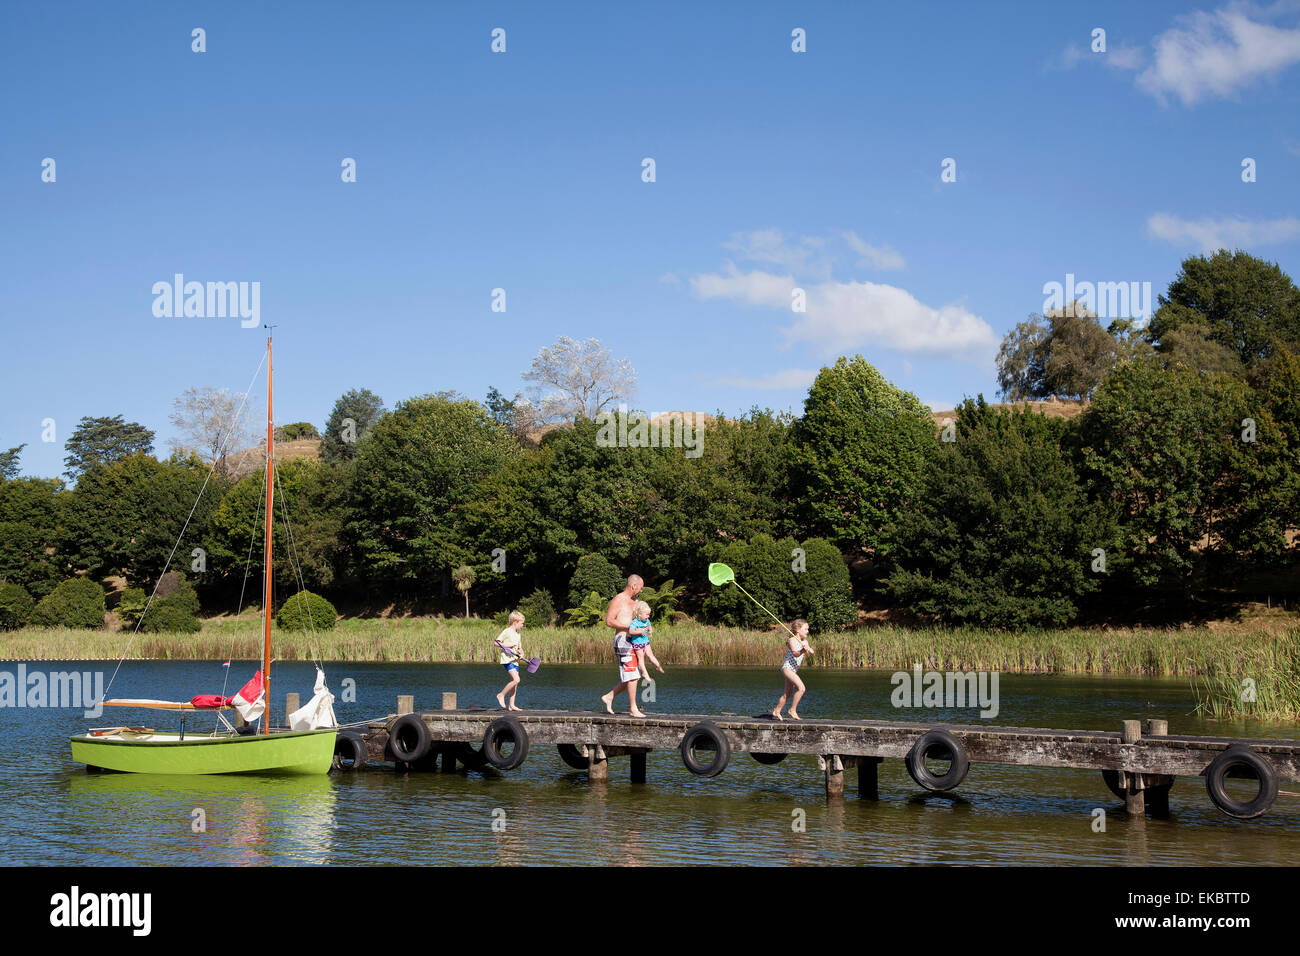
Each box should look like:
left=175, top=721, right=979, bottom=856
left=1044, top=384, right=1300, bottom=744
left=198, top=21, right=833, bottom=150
left=69, top=334, right=338, bottom=775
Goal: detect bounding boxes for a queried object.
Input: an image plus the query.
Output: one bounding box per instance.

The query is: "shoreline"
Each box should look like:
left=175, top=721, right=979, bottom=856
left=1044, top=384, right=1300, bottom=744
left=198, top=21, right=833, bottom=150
left=3, top=617, right=1298, bottom=676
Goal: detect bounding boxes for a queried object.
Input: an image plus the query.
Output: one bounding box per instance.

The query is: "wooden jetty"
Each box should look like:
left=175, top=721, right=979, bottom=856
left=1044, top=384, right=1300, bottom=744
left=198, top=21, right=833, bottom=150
left=314, top=692, right=1300, bottom=820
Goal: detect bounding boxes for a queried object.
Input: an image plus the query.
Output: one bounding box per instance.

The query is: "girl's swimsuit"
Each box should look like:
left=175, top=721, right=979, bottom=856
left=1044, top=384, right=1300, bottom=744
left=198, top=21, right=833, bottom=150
left=783, top=644, right=806, bottom=672
left=629, top=617, right=652, bottom=647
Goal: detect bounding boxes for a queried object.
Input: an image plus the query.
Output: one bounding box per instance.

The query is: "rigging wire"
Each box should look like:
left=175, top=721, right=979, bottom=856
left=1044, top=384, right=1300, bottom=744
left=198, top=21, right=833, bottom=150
left=103, top=351, right=268, bottom=699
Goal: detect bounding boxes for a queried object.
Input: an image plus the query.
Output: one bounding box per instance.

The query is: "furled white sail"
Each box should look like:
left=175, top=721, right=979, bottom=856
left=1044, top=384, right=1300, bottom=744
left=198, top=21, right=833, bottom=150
left=289, top=667, right=337, bottom=730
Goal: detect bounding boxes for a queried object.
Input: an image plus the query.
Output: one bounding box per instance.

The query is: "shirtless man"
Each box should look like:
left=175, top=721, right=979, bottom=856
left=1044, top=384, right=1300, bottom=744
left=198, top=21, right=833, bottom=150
left=600, top=574, right=645, bottom=717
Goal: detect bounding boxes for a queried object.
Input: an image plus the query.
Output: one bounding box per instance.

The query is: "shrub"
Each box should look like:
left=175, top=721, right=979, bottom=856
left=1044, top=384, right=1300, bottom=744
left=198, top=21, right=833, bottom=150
left=702, top=535, right=856, bottom=632
left=516, top=587, right=555, bottom=627
left=640, top=579, right=684, bottom=622
left=567, top=554, right=623, bottom=609
left=701, top=534, right=801, bottom=629
left=117, top=587, right=147, bottom=627
left=276, top=422, right=320, bottom=441
left=0, top=582, right=34, bottom=630
left=139, top=571, right=203, bottom=633
left=790, top=539, right=857, bottom=632
left=140, top=601, right=202, bottom=633
left=276, top=589, right=339, bottom=631
left=30, top=577, right=106, bottom=629
left=563, top=591, right=605, bottom=627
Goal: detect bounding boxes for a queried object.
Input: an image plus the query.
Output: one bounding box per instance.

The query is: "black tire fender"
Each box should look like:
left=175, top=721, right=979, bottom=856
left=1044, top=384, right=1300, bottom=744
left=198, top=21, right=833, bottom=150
left=557, top=743, right=589, bottom=770
left=387, top=714, right=431, bottom=764
left=1205, top=745, right=1278, bottom=819
left=905, top=729, right=970, bottom=792
left=751, top=751, right=788, bottom=765
left=680, top=720, right=731, bottom=777
left=333, top=730, right=367, bottom=770
left=483, top=716, right=530, bottom=771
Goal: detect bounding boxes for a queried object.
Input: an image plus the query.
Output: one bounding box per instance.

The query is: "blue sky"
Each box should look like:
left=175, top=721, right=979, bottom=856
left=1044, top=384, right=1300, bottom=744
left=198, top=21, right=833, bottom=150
left=2, top=0, right=1298, bottom=480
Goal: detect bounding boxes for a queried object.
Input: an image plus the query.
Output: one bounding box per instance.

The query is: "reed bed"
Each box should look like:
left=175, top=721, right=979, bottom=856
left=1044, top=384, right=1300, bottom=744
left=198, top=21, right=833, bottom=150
left=1191, top=629, right=1300, bottom=721
left=3, top=618, right=1298, bottom=683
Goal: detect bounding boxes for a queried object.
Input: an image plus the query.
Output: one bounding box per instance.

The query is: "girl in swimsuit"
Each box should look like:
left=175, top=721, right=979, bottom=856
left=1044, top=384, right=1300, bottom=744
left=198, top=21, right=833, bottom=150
left=771, top=618, right=813, bottom=720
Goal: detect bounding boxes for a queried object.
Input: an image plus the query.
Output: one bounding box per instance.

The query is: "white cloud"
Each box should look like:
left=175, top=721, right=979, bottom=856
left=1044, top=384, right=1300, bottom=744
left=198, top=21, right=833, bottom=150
left=1137, top=5, right=1300, bottom=106
left=784, top=280, right=998, bottom=359
left=1147, top=212, right=1300, bottom=252
left=690, top=263, right=794, bottom=308
left=842, top=231, right=906, bottom=270
left=714, top=368, right=818, bottom=390
left=722, top=229, right=827, bottom=275
left=1055, top=42, right=1145, bottom=71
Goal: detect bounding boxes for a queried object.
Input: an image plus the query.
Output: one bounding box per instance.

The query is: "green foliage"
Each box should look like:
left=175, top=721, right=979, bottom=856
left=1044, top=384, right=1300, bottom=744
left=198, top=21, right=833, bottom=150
left=997, top=306, right=1119, bottom=401
left=0, top=582, right=34, bottom=631
left=1147, top=250, right=1300, bottom=371
left=63, top=415, right=155, bottom=482
left=1078, top=362, right=1244, bottom=590
left=567, top=554, right=623, bottom=608
left=639, top=579, right=684, bottom=622
left=321, top=388, right=386, bottom=465
left=563, top=590, right=606, bottom=627
left=209, top=458, right=345, bottom=592
left=515, top=587, right=556, bottom=626
left=117, top=587, right=147, bottom=627
left=702, top=535, right=853, bottom=631
left=0, top=476, right=64, bottom=598
left=276, top=589, right=338, bottom=631
left=0, top=444, right=26, bottom=481
left=885, top=400, right=1114, bottom=628
left=276, top=422, right=320, bottom=441
left=30, top=577, right=106, bottom=629
left=138, top=572, right=202, bottom=633
left=787, top=356, right=934, bottom=554
left=346, top=396, right=519, bottom=584
left=60, top=453, right=221, bottom=586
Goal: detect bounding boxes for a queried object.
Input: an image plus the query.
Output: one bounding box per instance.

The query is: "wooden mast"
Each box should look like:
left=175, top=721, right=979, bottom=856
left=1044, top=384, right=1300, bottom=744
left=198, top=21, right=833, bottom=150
left=262, top=333, right=274, bottom=733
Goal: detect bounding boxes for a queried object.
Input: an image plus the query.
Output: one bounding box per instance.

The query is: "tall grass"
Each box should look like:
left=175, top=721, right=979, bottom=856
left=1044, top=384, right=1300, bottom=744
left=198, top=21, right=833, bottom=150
left=1192, top=628, right=1300, bottom=721
left=3, top=617, right=1298, bottom=684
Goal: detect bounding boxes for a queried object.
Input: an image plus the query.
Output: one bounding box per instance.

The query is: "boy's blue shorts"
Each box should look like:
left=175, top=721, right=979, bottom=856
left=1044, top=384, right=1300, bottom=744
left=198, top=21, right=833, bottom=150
left=503, top=662, right=518, bottom=674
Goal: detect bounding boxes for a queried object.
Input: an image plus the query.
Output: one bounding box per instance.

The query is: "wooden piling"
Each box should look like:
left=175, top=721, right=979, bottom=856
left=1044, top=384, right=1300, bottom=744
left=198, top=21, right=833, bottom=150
left=630, top=751, right=647, bottom=784
left=1145, top=719, right=1172, bottom=817
left=285, top=693, right=299, bottom=721
left=397, top=695, right=413, bottom=716
left=819, top=754, right=845, bottom=798
left=1121, top=720, right=1144, bottom=816
left=442, top=692, right=457, bottom=711
left=588, top=744, right=608, bottom=783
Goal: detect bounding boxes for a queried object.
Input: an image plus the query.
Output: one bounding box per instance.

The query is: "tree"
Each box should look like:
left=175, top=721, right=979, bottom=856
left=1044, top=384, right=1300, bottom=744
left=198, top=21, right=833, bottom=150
left=485, top=386, right=530, bottom=440
left=60, top=453, right=222, bottom=587
left=522, top=337, right=636, bottom=423
left=321, top=388, right=385, bottom=465
left=63, top=415, right=155, bottom=482
left=345, top=396, right=519, bottom=588
left=452, top=565, right=476, bottom=617
left=275, top=422, right=320, bottom=441
left=996, top=304, right=1118, bottom=401
left=0, top=477, right=64, bottom=599
left=567, top=554, right=623, bottom=609
left=787, top=356, right=934, bottom=555
left=885, top=399, right=1114, bottom=627
left=1, top=444, right=26, bottom=480
left=1147, top=250, right=1300, bottom=371
left=168, top=387, right=255, bottom=479
left=1077, top=362, right=1245, bottom=593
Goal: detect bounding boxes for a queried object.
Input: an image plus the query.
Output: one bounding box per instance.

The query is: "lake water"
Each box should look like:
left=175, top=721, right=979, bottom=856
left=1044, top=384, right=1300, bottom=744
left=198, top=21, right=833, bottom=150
left=3, top=660, right=1298, bottom=866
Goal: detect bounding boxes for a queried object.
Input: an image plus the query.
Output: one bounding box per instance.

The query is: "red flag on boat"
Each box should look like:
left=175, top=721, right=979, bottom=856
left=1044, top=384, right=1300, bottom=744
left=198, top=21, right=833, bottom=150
left=232, top=670, right=266, bottom=722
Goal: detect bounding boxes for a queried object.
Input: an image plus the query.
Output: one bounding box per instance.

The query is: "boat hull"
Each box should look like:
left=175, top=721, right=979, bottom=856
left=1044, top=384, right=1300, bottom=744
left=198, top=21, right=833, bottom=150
left=70, top=728, right=338, bottom=775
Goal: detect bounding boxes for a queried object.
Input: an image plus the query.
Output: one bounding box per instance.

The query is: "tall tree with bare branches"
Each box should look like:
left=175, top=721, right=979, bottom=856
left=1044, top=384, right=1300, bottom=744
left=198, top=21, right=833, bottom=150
left=521, top=337, right=636, bottom=424
left=168, top=387, right=255, bottom=478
